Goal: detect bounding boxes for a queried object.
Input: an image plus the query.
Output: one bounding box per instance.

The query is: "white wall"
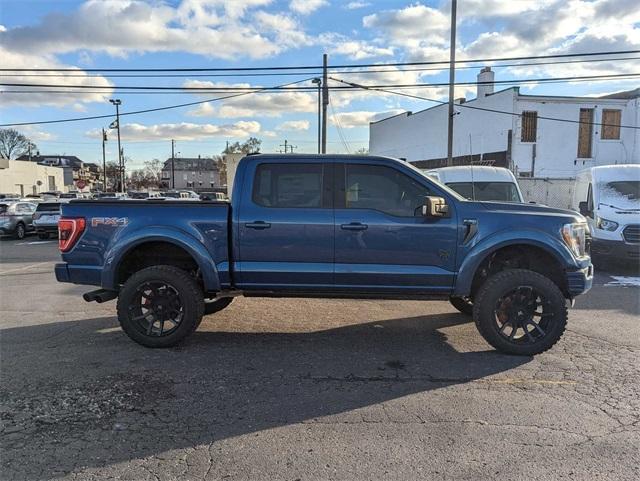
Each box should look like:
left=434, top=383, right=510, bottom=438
left=224, top=153, right=244, bottom=198
left=369, top=88, right=516, bottom=161
left=370, top=88, right=639, bottom=179
left=512, top=96, right=638, bottom=178
left=0, top=160, right=67, bottom=196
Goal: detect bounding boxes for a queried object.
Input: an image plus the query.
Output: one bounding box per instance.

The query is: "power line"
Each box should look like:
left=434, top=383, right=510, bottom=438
left=2, top=56, right=640, bottom=78
left=330, top=77, right=640, bottom=130
left=2, top=49, right=640, bottom=72
left=3, top=72, right=639, bottom=92
left=0, top=77, right=313, bottom=127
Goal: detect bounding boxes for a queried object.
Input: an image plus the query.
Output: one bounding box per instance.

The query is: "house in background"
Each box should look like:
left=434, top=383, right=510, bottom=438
left=369, top=67, right=640, bottom=179
left=15, top=154, right=100, bottom=191
left=160, top=156, right=221, bottom=192
left=0, top=158, right=67, bottom=196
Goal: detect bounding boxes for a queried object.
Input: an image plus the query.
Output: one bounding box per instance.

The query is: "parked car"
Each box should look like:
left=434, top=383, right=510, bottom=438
left=59, top=193, right=80, bottom=200
left=33, top=202, right=62, bottom=239
left=199, top=191, right=228, bottom=201
left=0, top=201, right=37, bottom=239
left=161, top=190, right=201, bottom=200
left=572, top=165, right=640, bottom=264
left=56, top=154, right=592, bottom=356
left=0, top=193, right=21, bottom=201
left=424, top=166, right=524, bottom=202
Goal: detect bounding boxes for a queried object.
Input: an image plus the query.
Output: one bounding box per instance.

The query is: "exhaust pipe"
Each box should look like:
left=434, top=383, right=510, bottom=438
left=83, top=289, right=118, bottom=303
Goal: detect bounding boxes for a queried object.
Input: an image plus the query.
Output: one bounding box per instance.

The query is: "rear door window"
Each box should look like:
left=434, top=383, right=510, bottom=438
left=253, top=163, right=324, bottom=208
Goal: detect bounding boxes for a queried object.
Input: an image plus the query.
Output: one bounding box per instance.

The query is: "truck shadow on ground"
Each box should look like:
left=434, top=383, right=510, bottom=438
left=1, top=312, right=530, bottom=479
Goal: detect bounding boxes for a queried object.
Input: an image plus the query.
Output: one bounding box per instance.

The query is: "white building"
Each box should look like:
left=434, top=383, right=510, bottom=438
left=0, top=158, right=67, bottom=196
left=369, top=68, right=640, bottom=178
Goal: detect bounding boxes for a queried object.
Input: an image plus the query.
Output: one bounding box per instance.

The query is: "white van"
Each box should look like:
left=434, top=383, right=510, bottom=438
left=571, top=165, right=640, bottom=262
left=424, top=166, right=524, bottom=202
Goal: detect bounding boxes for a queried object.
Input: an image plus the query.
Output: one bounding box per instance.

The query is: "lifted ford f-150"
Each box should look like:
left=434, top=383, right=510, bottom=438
left=55, top=154, right=593, bottom=355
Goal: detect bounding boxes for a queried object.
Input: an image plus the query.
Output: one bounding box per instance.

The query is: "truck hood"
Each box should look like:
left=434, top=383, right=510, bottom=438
left=477, top=201, right=585, bottom=222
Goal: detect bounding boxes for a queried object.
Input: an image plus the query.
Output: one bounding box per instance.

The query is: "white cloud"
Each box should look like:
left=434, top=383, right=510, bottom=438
left=331, top=109, right=404, bottom=128
left=186, top=102, right=216, bottom=117
left=0, top=0, right=305, bottom=60
left=345, top=1, right=370, bottom=10
left=86, top=121, right=261, bottom=141
left=277, top=120, right=310, bottom=131
left=320, top=33, right=393, bottom=60
left=182, top=80, right=316, bottom=117
left=363, top=4, right=449, bottom=47
left=289, top=0, right=328, bottom=15
left=0, top=46, right=113, bottom=108
left=21, top=125, right=57, bottom=142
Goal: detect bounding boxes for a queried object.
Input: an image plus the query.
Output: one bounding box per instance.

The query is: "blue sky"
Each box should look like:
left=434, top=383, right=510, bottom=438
left=1, top=0, right=639, bottom=168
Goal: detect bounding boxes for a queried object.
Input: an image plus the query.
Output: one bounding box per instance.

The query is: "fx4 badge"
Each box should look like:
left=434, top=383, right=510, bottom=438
left=91, top=217, right=129, bottom=227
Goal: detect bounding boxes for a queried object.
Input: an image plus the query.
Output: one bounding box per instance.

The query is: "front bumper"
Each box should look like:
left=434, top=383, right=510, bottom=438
left=591, top=238, right=640, bottom=261
left=566, top=264, right=594, bottom=297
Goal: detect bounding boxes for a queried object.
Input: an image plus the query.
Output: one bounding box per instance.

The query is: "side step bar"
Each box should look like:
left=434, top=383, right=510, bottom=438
left=83, top=289, right=118, bottom=303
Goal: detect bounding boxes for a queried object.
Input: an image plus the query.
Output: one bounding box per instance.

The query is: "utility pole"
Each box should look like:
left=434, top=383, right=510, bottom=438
left=280, top=139, right=289, bottom=153
left=102, top=128, right=107, bottom=192
left=171, top=139, right=176, bottom=189
left=446, top=0, right=457, bottom=167
left=109, top=99, right=123, bottom=191
left=321, top=53, right=329, bottom=154
left=312, top=78, right=322, bottom=154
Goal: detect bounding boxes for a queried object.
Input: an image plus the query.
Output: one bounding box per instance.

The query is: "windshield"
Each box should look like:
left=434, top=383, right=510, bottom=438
left=59, top=193, right=77, bottom=199
left=598, top=180, right=640, bottom=209
left=36, top=202, right=61, bottom=212
left=446, top=181, right=522, bottom=202
left=604, top=181, right=640, bottom=200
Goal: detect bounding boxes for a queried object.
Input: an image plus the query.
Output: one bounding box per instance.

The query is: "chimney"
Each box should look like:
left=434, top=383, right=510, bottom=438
left=477, top=66, right=494, bottom=98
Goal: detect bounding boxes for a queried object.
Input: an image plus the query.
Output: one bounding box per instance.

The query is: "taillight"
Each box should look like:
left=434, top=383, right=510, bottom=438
left=58, top=217, right=86, bottom=252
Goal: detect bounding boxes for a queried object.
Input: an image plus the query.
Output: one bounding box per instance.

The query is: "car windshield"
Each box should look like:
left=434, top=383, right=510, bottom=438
left=604, top=181, right=640, bottom=201
left=59, top=193, right=77, bottom=199
left=446, top=181, right=522, bottom=202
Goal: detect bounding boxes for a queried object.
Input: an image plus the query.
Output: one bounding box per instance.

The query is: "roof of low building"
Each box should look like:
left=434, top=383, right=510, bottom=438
left=162, top=157, right=218, bottom=170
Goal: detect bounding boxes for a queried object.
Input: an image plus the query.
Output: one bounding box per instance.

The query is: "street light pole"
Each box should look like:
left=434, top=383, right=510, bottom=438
left=446, top=0, right=457, bottom=167
left=321, top=54, right=329, bottom=154
left=109, top=99, right=123, bottom=192
left=171, top=139, right=176, bottom=189
left=312, top=78, right=321, bottom=154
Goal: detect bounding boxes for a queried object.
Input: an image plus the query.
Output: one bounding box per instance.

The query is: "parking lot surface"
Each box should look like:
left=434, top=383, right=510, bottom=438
left=1, top=238, right=639, bottom=481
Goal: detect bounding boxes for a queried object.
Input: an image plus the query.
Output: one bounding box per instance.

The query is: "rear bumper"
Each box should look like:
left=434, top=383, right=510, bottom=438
left=566, top=264, right=593, bottom=297
left=36, top=225, right=59, bottom=234
left=55, top=263, right=102, bottom=287
left=591, top=238, right=640, bottom=261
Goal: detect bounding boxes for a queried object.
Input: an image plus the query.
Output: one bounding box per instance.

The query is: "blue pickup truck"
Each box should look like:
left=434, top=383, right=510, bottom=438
left=56, top=154, right=593, bottom=355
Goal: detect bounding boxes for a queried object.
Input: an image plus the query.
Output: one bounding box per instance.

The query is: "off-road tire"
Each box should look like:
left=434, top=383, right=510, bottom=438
left=473, top=269, right=567, bottom=356
left=116, top=265, right=204, bottom=348
left=449, top=296, right=473, bottom=315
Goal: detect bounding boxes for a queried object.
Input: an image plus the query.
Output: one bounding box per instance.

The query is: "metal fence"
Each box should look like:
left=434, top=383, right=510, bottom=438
left=518, top=177, right=576, bottom=209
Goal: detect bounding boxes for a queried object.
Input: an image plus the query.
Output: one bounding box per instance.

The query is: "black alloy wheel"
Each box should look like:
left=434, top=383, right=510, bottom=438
left=117, top=265, right=204, bottom=348
left=473, top=269, right=567, bottom=356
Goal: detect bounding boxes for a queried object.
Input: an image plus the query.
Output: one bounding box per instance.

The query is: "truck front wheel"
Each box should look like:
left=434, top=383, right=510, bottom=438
left=116, top=265, right=205, bottom=348
left=473, top=269, right=567, bottom=356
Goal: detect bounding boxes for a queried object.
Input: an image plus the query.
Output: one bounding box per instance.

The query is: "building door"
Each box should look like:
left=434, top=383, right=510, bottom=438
left=48, top=176, right=56, bottom=191
left=577, top=108, right=594, bottom=158
left=333, top=163, right=458, bottom=293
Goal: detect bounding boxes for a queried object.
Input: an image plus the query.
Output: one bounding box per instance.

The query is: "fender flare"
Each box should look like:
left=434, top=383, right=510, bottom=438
left=453, top=228, right=577, bottom=297
left=101, top=226, right=221, bottom=292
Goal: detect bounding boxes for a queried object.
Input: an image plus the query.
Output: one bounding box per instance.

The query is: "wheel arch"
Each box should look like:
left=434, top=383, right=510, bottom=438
left=102, top=229, right=221, bottom=293
left=454, top=232, right=575, bottom=298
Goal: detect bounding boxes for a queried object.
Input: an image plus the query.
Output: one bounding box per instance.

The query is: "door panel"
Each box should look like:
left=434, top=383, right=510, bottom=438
left=334, top=163, right=457, bottom=292
left=237, top=162, right=334, bottom=289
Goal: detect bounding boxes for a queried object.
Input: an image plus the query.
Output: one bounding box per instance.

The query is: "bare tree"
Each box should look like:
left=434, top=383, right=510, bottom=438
left=223, top=137, right=262, bottom=154
left=0, top=128, right=38, bottom=159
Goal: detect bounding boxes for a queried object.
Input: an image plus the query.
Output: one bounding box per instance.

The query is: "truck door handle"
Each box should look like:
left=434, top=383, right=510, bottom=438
left=341, top=222, right=368, bottom=231
left=245, top=221, right=271, bottom=229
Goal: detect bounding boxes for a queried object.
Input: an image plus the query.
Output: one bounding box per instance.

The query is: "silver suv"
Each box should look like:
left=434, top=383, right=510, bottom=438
left=0, top=201, right=37, bottom=239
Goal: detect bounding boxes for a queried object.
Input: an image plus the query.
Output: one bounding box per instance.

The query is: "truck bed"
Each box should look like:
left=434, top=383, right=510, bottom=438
left=58, top=200, right=231, bottom=291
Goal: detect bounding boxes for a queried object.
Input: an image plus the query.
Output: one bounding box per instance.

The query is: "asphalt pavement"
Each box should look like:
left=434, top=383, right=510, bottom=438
left=1, top=237, right=639, bottom=481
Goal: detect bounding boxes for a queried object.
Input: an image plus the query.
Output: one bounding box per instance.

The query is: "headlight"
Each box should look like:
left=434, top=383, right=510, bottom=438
left=562, top=223, right=588, bottom=258
left=596, top=216, right=618, bottom=231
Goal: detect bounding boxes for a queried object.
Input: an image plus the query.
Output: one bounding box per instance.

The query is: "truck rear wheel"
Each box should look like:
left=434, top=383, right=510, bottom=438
left=116, top=265, right=204, bottom=348
left=473, top=269, right=567, bottom=356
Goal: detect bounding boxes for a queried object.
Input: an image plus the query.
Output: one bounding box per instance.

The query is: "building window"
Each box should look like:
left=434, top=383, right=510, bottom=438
left=521, top=111, right=537, bottom=142
left=578, top=108, right=594, bottom=158
left=601, top=109, right=621, bottom=140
